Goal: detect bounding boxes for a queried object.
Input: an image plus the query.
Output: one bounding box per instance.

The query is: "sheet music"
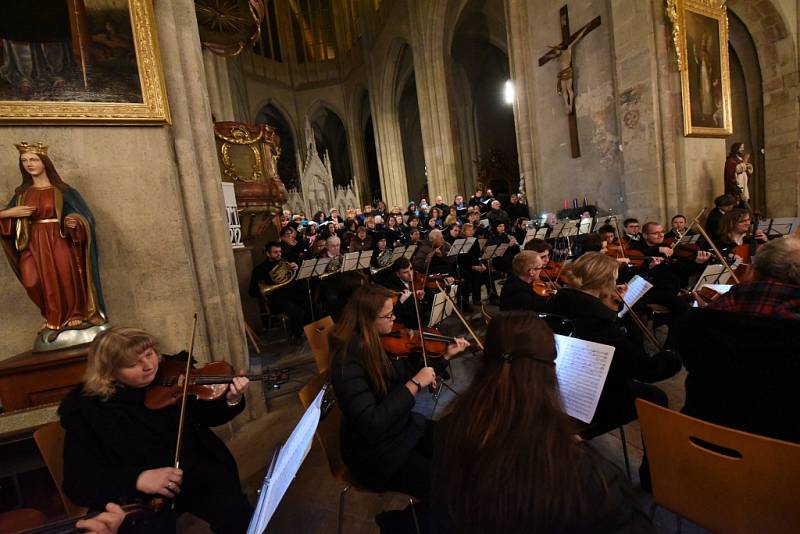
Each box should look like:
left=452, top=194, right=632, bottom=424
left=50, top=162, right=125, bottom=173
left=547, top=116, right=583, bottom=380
left=577, top=218, right=593, bottom=235
left=700, top=284, right=733, bottom=294
left=767, top=217, right=800, bottom=236
left=534, top=227, right=549, bottom=239
left=555, top=335, right=615, bottom=424
left=692, top=264, right=732, bottom=291
left=461, top=237, right=477, bottom=253
left=428, top=291, right=448, bottom=327
left=551, top=221, right=568, bottom=238
left=618, top=275, right=653, bottom=318
left=522, top=229, right=538, bottom=247
left=678, top=233, right=701, bottom=245
left=390, top=246, right=406, bottom=263
left=357, top=252, right=372, bottom=269
left=447, top=238, right=466, bottom=256
left=296, top=259, right=319, bottom=280
left=246, top=386, right=325, bottom=533
left=478, top=238, right=488, bottom=251
left=403, top=244, right=418, bottom=259
left=494, top=243, right=510, bottom=257
left=312, top=257, right=332, bottom=276
left=593, top=215, right=619, bottom=232
left=481, top=244, right=498, bottom=260
left=342, top=251, right=361, bottom=272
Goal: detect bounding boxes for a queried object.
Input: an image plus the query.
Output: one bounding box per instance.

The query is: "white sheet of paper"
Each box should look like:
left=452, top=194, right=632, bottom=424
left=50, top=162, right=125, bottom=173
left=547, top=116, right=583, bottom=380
left=555, top=335, right=615, bottom=424
left=692, top=264, right=731, bottom=291
left=246, top=386, right=325, bottom=533
left=535, top=227, right=549, bottom=239
left=312, top=257, right=332, bottom=276
left=618, top=275, right=653, bottom=318
left=522, top=229, right=537, bottom=247
left=296, top=259, right=319, bottom=280
left=448, top=239, right=466, bottom=256
left=404, top=244, right=418, bottom=259
left=390, top=247, right=406, bottom=263
left=342, top=251, right=362, bottom=272
left=701, top=284, right=733, bottom=294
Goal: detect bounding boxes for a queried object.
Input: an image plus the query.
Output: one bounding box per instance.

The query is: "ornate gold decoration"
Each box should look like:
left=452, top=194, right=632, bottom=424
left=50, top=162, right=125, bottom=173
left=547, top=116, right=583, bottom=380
left=0, top=0, right=170, bottom=124
left=667, top=0, right=731, bottom=137
left=195, top=0, right=265, bottom=56
left=15, top=142, right=48, bottom=156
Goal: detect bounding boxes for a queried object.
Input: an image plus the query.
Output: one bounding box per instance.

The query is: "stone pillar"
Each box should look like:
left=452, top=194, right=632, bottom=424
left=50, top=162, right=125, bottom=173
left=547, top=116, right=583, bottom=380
left=203, top=49, right=236, bottom=122
left=155, top=0, right=256, bottom=414
left=407, top=1, right=463, bottom=202
left=504, top=0, right=543, bottom=212
left=365, top=44, right=410, bottom=209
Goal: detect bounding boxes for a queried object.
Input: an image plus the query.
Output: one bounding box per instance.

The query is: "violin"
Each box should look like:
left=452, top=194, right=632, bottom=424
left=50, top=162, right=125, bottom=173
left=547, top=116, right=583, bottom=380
left=145, top=359, right=288, bottom=410
left=413, top=271, right=462, bottom=290
left=18, top=503, right=157, bottom=534
left=532, top=280, right=558, bottom=297
left=380, top=323, right=479, bottom=358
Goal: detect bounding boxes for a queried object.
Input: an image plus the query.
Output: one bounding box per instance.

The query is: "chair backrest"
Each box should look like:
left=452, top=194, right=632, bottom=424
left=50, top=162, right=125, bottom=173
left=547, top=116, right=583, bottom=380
left=33, top=422, right=88, bottom=518
left=636, top=399, right=800, bottom=534
left=298, top=375, right=347, bottom=482
left=303, top=316, right=335, bottom=374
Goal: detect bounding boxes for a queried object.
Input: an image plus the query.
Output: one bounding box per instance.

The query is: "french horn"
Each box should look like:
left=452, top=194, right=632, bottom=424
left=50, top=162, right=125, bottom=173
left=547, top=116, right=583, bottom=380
left=319, top=254, right=344, bottom=279
left=370, top=248, right=394, bottom=276
left=259, top=259, right=296, bottom=296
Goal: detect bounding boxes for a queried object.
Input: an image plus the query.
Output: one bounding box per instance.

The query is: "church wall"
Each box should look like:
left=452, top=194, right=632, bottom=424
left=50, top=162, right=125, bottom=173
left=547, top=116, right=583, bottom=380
left=528, top=0, right=623, bottom=216
left=0, top=0, right=249, bottom=371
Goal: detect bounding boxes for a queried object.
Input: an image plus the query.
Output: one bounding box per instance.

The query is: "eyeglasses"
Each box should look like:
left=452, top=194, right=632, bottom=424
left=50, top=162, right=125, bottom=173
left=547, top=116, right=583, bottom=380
left=646, top=231, right=665, bottom=236
left=378, top=312, right=395, bottom=320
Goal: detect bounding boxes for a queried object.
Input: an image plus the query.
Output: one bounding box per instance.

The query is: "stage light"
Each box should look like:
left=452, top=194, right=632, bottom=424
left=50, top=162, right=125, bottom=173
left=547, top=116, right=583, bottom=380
left=503, top=80, right=515, bottom=104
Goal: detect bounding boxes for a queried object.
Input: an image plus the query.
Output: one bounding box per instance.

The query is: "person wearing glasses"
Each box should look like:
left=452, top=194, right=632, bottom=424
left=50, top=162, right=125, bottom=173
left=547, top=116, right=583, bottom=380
left=328, top=286, right=469, bottom=500
left=499, top=251, right=551, bottom=312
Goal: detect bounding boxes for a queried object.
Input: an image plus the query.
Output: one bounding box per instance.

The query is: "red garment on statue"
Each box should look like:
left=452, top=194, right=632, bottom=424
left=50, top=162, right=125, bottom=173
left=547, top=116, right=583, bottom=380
left=1, top=187, right=87, bottom=329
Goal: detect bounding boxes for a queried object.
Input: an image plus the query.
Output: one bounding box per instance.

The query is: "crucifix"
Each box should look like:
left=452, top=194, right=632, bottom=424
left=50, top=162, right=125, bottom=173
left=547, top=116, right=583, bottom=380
left=538, top=5, right=601, bottom=158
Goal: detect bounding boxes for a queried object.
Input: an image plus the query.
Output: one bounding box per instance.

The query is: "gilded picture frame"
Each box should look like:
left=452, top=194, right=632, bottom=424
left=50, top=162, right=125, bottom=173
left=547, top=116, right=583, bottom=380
left=667, top=0, right=732, bottom=137
left=0, top=0, right=170, bottom=124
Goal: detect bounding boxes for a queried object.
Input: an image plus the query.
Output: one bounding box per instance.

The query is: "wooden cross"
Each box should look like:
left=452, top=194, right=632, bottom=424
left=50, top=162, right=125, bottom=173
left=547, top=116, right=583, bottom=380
left=538, top=5, right=601, bottom=158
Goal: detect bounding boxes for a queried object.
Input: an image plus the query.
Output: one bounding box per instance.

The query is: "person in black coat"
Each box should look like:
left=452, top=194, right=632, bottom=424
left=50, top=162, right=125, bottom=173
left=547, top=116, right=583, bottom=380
left=328, top=286, right=468, bottom=500
left=499, top=251, right=550, bottom=312
left=58, top=327, right=252, bottom=534
left=704, top=194, right=737, bottom=243
left=548, top=253, right=681, bottom=431
left=432, top=311, right=654, bottom=533
left=375, top=257, right=425, bottom=329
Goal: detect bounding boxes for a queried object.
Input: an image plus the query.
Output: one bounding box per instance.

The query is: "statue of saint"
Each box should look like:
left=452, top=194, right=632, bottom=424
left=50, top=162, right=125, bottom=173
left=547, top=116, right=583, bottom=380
left=0, top=142, right=107, bottom=344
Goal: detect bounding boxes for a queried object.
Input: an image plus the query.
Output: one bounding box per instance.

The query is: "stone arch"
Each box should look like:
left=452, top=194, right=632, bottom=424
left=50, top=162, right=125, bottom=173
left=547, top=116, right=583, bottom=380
left=252, top=97, right=298, bottom=152
left=306, top=99, right=347, bottom=131
left=254, top=99, right=300, bottom=190
left=727, top=0, right=800, bottom=215
left=307, top=103, right=353, bottom=189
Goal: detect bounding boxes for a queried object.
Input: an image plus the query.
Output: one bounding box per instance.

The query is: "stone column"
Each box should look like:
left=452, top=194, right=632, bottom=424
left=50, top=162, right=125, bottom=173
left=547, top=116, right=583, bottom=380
left=504, top=0, right=544, bottom=212
left=407, top=1, right=463, bottom=202
left=365, top=45, right=410, bottom=208
left=203, top=49, right=236, bottom=122
left=155, top=0, right=256, bottom=414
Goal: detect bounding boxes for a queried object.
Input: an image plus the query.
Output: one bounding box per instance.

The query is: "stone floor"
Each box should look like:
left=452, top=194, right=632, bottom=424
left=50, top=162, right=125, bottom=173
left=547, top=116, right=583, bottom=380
left=179, top=309, right=712, bottom=534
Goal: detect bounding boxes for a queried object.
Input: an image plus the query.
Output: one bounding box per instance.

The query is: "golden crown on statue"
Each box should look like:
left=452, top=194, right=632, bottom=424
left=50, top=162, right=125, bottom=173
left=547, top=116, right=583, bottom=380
left=14, top=142, right=49, bottom=157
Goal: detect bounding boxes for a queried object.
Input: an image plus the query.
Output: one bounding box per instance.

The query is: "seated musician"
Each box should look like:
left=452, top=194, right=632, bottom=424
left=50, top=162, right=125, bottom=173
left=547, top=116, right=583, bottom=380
left=59, top=327, right=252, bottom=534
left=630, top=222, right=710, bottom=313
left=523, top=237, right=552, bottom=264
left=486, top=222, right=519, bottom=274
left=664, top=214, right=695, bottom=240
left=596, top=224, right=617, bottom=246
left=622, top=218, right=642, bottom=243
left=675, top=236, right=800, bottom=443
left=329, top=286, right=468, bottom=500
left=499, top=251, right=550, bottom=312
left=549, top=253, right=681, bottom=483
left=318, top=235, right=365, bottom=320
left=716, top=208, right=768, bottom=262
left=704, top=194, right=737, bottom=243
left=249, top=241, right=311, bottom=342
left=370, top=233, right=389, bottom=268
left=431, top=312, right=653, bottom=533
left=375, top=258, right=425, bottom=328
left=444, top=222, right=461, bottom=244
left=412, top=229, right=455, bottom=281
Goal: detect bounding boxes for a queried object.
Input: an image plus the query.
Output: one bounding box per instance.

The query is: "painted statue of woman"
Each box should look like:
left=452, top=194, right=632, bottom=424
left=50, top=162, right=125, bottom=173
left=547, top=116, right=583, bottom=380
left=0, top=142, right=107, bottom=338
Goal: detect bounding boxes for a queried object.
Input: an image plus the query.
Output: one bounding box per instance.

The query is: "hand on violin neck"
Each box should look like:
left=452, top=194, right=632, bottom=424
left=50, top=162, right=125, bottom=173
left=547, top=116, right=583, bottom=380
left=695, top=250, right=712, bottom=264
left=445, top=337, right=470, bottom=359
left=75, top=502, right=126, bottom=534
left=226, top=374, right=249, bottom=405
left=658, top=247, right=673, bottom=257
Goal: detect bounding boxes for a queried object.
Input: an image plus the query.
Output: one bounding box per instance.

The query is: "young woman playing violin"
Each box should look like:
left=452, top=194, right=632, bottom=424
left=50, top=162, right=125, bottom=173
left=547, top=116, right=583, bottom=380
left=59, top=327, right=253, bottom=534
left=328, top=285, right=469, bottom=500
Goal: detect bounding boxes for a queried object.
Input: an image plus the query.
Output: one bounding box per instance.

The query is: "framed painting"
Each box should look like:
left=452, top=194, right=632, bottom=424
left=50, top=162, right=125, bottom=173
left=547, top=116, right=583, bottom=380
left=0, top=0, right=170, bottom=124
left=667, top=0, right=732, bottom=137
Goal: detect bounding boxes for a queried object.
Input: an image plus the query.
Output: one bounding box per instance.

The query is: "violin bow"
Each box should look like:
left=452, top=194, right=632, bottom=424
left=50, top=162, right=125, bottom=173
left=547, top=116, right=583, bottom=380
left=173, top=314, right=198, bottom=469
left=614, top=288, right=664, bottom=352
left=409, top=269, right=429, bottom=369
left=434, top=280, right=484, bottom=351
left=670, top=208, right=705, bottom=250
left=691, top=212, right=741, bottom=284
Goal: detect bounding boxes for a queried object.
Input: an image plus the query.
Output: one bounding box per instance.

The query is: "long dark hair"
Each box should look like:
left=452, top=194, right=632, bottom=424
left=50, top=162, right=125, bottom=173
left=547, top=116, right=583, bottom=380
left=729, top=142, right=743, bottom=158
left=328, top=285, right=394, bottom=398
left=721, top=207, right=750, bottom=238
left=433, top=311, right=603, bottom=532
left=16, top=153, right=69, bottom=194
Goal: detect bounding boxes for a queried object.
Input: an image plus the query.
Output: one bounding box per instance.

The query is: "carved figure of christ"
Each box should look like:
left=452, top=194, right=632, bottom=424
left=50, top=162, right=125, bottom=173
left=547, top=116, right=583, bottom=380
left=538, top=5, right=601, bottom=158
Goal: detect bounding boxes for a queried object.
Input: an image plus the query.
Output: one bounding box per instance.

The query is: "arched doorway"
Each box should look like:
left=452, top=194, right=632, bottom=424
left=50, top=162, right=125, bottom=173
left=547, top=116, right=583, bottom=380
left=255, top=103, right=299, bottom=190
left=450, top=0, right=517, bottom=198
left=309, top=106, right=353, bottom=188
left=727, top=11, right=765, bottom=214
left=396, top=45, right=426, bottom=203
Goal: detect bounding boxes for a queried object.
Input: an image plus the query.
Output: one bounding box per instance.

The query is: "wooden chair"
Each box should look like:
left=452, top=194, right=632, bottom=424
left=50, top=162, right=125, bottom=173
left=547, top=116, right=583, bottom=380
left=33, top=422, right=88, bottom=519
left=298, top=376, right=420, bottom=534
left=636, top=399, right=800, bottom=533
left=303, top=316, right=334, bottom=375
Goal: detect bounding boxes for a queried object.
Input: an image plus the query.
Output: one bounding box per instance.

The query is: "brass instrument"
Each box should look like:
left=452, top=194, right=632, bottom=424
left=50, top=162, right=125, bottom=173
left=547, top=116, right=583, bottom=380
left=259, top=259, right=296, bottom=296
left=319, top=254, right=344, bottom=279
left=370, top=248, right=394, bottom=276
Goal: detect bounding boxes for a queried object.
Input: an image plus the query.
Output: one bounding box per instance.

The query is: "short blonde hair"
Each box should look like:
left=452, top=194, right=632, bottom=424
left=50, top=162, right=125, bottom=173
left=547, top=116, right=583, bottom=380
left=512, top=251, right=541, bottom=277
left=83, top=327, right=156, bottom=400
left=570, top=252, right=618, bottom=295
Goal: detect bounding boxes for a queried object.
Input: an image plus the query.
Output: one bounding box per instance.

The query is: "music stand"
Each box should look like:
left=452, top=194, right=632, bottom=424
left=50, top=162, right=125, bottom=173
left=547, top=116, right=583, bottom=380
left=342, top=250, right=372, bottom=272
left=522, top=229, right=538, bottom=247
left=428, top=288, right=455, bottom=327
left=296, top=258, right=329, bottom=321
left=403, top=244, right=418, bottom=259
left=692, top=264, right=733, bottom=291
